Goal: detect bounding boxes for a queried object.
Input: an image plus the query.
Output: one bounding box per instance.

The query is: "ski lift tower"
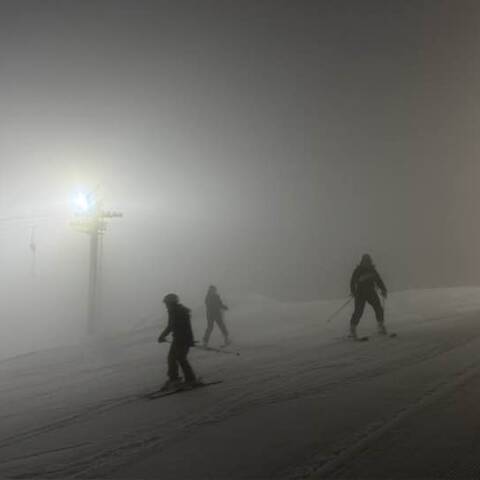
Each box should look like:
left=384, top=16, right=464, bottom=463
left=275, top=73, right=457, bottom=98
left=71, top=191, right=123, bottom=335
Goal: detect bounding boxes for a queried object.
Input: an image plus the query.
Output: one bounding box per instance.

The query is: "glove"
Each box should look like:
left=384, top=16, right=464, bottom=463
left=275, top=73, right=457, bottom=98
left=381, top=291, right=388, bottom=299
left=158, top=336, right=166, bottom=343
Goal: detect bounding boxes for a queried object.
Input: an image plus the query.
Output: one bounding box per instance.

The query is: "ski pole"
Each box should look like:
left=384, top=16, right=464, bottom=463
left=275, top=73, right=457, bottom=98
left=159, top=338, right=240, bottom=356
left=326, top=297, right=353, bottom=323
left=197, top=343, right=240, bottom=356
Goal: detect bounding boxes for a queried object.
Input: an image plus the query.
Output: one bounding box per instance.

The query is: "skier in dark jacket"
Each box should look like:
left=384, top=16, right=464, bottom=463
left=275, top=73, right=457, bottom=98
left=158, top=293, right=197, bottom=391
left=203, top=285, right=230, bottom=347
left=349, top=254, right=388, bottom=338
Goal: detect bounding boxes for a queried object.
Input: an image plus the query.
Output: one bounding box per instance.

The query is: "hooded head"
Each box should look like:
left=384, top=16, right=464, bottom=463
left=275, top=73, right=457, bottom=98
left=207, top=285, right=217, bottom=294
left=360, top=254, right=374, bottom=267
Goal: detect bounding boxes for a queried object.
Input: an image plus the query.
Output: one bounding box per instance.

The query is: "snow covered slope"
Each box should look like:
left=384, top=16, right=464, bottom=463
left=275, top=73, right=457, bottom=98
left=1, top=287, right=480, bottom=479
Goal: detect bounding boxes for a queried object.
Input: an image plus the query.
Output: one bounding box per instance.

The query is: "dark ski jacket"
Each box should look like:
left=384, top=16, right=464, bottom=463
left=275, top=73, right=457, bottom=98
left=159, top=303, right=195, bottom=347
left=350, top=265, right=387, bottom=297
left=205, top=292, right=228, bottom=316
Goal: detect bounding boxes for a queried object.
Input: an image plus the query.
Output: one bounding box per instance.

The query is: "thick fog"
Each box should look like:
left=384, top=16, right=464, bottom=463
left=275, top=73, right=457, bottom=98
left=0, top=0, right=479, bottom=358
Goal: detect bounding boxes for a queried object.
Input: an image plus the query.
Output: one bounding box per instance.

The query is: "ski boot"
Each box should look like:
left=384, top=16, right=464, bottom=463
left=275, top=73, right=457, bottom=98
left=160, top=378, right=183, bottom=392
left=377, top=323, right=387, bottom=336
left=182, top=378, right=202, bottom=390
left=349, top=324, right=358, bottom=340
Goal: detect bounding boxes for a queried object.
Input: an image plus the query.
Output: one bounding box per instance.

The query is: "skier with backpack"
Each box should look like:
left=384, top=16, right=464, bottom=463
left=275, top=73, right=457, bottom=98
left=349, top=254, right=388, bottom=339
left=158, top=293, right=197, bottom=391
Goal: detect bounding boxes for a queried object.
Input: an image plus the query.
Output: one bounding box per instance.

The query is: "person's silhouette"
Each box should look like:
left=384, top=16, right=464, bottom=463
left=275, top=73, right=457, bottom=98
left=203, top=286, right=230, bottom=347
left=158, top=293, right=197, bottom=391
left=349, top=254, right=388, bottom=339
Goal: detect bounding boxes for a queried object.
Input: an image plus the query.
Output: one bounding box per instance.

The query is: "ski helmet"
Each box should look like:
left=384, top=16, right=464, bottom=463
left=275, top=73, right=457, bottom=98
left=163, top=293, right=179, bottom=304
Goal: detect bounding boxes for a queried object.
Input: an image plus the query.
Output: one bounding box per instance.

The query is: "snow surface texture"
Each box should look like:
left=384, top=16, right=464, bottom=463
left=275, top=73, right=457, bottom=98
left=1, top=287, right=480, bottom=478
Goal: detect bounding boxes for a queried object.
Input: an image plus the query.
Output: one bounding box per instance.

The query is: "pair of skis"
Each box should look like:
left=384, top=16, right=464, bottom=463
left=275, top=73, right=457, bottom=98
left=143, top=380, right=223, bottom=400
left=349, top=332, right=397, bottom=342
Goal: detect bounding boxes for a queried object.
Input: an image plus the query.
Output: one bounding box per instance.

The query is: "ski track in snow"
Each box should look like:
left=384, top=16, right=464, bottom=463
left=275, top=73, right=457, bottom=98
left=1, top=290, right=480, bottom=478
left=292, top=359, right=480, bottom=479
left=1, top=333, right=478, bottom=477
left=286, top=323, right=480, bottom=478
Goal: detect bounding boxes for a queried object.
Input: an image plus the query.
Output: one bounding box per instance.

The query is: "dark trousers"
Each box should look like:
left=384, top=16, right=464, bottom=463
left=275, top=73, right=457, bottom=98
left=203, top=313, right=229, bottom=343
left=350, top=291, right=384, bottom=327
left=168, top=342, right=196, bottom=382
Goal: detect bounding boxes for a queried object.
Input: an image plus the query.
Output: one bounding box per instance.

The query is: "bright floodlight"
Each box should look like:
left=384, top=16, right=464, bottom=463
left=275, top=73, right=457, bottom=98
left=72, top=191, right=95, bottom=214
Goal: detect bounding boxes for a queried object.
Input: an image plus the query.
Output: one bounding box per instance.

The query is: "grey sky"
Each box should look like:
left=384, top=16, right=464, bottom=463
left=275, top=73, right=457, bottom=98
left=0, top=0, right=479, bottom=321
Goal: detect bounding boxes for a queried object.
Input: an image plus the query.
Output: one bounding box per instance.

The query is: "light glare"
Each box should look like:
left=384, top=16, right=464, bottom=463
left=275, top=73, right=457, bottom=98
left=72, top=191, right=94, bottom=214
